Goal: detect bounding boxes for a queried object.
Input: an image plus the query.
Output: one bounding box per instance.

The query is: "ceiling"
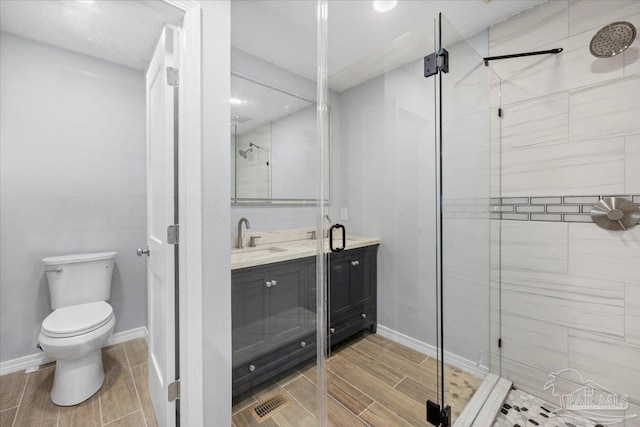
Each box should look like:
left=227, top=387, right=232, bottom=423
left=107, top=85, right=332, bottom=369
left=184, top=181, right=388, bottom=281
left=0, top=0, right=183, bottom=71
left=0, top=0, right=546, bottom=86
left=232, top=0, right=547, bottom=89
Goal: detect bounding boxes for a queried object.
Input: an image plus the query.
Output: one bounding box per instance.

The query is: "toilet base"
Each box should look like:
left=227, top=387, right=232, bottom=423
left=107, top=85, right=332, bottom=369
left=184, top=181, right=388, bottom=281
left=51, top=349, right=105, bottom=406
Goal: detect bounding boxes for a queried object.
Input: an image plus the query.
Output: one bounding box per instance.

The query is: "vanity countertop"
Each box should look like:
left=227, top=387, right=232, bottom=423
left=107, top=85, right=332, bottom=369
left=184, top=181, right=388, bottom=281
left=231, top=235, right=380, bottom=270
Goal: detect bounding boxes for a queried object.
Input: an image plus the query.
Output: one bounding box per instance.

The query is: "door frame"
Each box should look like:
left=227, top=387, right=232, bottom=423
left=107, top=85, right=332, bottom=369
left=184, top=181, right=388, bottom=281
left=159, top=1, right=203, bottom=426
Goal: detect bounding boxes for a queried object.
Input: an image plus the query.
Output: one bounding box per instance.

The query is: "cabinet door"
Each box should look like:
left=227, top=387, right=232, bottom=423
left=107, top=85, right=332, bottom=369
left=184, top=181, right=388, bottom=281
left=352, top=249, right=374, bottom=307
left=232, top=271, right=270, bottom=364
left=329, top=254, right=353, bottom=318
left=269, top=264, right=307, bottom=345
left=305, top=260, right=317, bottom=331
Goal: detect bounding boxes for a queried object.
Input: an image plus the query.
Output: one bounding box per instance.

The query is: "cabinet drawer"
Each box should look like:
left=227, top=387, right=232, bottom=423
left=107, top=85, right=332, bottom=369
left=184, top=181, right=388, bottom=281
left=233, top=334, right=316, bottom=394
left=330, top=304, right=373, bottom=328
left=328, top=305, right=374, bottom=346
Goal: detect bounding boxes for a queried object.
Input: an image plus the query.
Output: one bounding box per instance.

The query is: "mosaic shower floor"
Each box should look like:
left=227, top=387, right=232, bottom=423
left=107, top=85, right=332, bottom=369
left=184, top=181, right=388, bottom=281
left=494, top=388, right=605, bottom=427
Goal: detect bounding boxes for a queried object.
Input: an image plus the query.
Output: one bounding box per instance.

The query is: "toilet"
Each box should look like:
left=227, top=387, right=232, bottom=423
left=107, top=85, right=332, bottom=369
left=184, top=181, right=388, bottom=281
left=38, top=251, right=117, bottom=406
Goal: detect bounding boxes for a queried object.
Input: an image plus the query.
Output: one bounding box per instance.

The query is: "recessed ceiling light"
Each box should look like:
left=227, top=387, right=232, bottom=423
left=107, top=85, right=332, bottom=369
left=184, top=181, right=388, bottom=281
left=372, top=0, right=397, bottom=13
left=230, top=98, right=243, bottom=105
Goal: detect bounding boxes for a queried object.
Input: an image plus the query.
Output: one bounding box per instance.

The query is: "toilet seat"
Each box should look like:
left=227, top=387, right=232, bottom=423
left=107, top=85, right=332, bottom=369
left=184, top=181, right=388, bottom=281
left=42, top=301, right=114, bottom=338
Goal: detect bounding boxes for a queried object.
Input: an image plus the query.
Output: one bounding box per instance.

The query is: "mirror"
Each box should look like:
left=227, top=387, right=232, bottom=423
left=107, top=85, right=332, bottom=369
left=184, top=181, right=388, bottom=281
left=230, top=74, right=329, bottom=204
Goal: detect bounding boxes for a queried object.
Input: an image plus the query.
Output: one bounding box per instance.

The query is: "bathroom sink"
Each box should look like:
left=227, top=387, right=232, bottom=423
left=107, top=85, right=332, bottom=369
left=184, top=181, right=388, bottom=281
left=231, top=246, right=287, bottom=258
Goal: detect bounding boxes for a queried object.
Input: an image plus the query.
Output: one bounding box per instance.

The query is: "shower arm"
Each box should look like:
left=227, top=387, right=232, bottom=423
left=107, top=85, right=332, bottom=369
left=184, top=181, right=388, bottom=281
left=483, top=48, right=563, bottom=67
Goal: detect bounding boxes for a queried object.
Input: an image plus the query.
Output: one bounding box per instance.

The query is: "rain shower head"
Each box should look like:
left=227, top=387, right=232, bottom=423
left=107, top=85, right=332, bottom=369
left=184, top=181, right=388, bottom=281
left=589, top=21, right=636, bottom=58
left=238, top=143, right=261, bottom=159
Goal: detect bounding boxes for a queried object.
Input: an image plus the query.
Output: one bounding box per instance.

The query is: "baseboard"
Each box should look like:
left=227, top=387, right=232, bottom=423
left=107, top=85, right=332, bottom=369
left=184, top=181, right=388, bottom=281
left=0, top=326, right=149, bottom=377
left=376, top=324, right=489, bottom=379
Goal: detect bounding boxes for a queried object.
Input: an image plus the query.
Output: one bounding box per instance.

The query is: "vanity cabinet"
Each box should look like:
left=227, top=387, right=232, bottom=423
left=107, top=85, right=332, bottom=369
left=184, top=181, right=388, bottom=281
left=231, top=244, right=378, bottom=397
left=328, top=245, right=378, bottom=347
left=232, top=258, right=316, bottom=396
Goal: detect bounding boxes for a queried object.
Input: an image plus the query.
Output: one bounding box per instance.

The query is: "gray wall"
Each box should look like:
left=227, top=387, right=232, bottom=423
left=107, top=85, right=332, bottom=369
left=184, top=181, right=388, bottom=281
left=0, top=33, right=147, bottom=363
left=337, top=33, right=494, bottom=369
left=338, top=62, right=440, bottom=349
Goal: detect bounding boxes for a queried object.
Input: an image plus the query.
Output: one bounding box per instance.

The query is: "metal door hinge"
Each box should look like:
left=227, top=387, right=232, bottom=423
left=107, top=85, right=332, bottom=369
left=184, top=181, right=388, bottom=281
left=498, top=338, right=502, bottom=348
left=167, top=67, right=179, bottom=87
left=424, top=48, right=449, bottom=78
left=168, top=379, right=181, bottom=402
left=427, top=400, right=451, bottom=427
left=167, top=224, right=179, bottom=245
left=498, top=108, right=503, bottom=118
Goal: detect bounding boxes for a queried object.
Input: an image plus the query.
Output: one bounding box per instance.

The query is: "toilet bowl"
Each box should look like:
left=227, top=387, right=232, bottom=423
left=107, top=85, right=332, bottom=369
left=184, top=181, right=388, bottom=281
left=39, top=251, right=117, bottom=406
left=39, top=301, right=116, bottom=406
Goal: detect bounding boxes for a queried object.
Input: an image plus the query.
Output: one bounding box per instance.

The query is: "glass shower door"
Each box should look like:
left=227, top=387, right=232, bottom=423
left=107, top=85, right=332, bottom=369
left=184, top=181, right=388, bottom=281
left=319, top=2, right=444, bottom=426
left=437, top=12, right=498, bottom=424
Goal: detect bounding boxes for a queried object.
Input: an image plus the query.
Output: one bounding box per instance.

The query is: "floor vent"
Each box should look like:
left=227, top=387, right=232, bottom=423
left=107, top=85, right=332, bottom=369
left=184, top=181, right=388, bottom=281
left=251, top=393, right=292, bottom=422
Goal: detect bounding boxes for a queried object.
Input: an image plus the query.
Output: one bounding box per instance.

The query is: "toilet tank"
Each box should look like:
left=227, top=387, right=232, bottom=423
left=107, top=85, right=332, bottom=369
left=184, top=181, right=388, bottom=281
left=42, top=251, right=117, bottom=310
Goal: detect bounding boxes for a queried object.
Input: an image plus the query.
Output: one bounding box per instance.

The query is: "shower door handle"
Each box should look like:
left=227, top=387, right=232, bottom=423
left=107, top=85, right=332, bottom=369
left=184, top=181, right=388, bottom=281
left=329, top=224, right=346, bottom=253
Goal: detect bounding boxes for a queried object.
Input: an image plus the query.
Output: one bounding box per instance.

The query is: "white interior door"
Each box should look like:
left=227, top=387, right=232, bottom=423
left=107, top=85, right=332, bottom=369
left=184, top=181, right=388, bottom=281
left=146, top=25, right=179, bottom=427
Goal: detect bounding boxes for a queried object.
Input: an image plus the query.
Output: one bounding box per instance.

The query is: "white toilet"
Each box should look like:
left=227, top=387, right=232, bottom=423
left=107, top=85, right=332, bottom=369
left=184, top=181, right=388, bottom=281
left=38, top=251, right=117, bottom=406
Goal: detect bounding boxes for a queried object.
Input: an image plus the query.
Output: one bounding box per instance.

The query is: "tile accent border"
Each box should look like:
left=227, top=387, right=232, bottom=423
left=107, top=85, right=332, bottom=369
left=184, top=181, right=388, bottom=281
left=490, top=194, right=640, bottom=222
left=0, top=326, right=149, bottom=377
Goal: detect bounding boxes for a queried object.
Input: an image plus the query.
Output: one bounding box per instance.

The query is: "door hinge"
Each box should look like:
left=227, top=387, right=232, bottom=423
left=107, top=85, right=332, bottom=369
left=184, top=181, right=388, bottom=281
left=498, top=338, right=502, bottom=348
left=426, top=400, right=451, bottom=427
left=168, top=379, right=181, bottom=402
left=167, top=224, right=179, bottom=245
left=498, top=107, right=503, bottom=117
left=167, top=67, right=179, bottom=87
left=424, top=48, right=449, bottom=78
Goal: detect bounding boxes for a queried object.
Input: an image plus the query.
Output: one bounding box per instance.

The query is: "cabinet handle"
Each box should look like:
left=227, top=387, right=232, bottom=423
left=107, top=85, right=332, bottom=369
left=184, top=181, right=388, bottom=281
left=300, top=341, right=306, bottom=348
left=271, top=280, right=277, bottom=287
left=330, top=328, right=336, bottom=334
left=361, top=313, right=367, bottom=319
left=351, top=260, right=359, bottom=266
left=249, top=364, right=256, bottom=372
left=266, top=281, right=272, bottom=288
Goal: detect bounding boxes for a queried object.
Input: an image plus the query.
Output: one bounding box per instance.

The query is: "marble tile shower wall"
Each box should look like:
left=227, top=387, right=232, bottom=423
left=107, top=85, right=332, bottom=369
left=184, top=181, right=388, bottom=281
left=487, top=1, right=640, bottom=422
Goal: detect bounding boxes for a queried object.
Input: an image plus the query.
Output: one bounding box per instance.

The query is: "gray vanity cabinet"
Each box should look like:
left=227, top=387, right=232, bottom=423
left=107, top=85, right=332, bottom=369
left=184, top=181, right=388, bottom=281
left=232, top=261, right=313, bottom=365
left=232, top=258, right=316, bottom=397
left=231, top=244, right=378, bottom=397
left=328, top=245, right=378, bottom=346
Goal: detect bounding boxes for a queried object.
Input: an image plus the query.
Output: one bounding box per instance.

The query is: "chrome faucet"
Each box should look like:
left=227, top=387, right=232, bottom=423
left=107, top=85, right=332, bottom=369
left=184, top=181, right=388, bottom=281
left=237, top=217, right=250, bottom=249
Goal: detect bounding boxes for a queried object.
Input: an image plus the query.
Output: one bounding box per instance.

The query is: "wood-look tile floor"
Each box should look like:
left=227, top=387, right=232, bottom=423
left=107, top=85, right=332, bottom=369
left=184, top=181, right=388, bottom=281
left=0, top=339, right=157, bottom=427
left=232, top=333, right=482, bottom=427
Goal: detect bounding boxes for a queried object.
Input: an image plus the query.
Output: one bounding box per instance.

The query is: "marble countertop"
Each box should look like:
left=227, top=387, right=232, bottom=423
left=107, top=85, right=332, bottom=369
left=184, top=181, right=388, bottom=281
left=231, top=235, right=380, bottom=270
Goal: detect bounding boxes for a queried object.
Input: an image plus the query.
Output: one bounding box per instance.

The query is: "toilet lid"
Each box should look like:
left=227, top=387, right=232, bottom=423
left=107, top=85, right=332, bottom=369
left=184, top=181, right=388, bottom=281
left=42, top=301, right=113, bottom=338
